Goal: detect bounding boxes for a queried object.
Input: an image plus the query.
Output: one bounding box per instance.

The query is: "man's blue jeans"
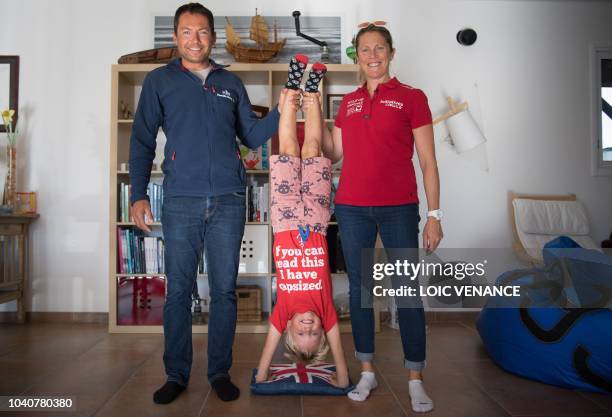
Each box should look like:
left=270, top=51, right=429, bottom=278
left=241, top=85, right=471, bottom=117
left=161, top=193, right=246, bottom=386
left=335, top=203, right=426, bottom=371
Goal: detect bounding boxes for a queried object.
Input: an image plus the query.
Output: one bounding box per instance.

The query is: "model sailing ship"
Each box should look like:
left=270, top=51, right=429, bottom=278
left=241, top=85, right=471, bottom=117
left=225, top=9, right=285, bottom=63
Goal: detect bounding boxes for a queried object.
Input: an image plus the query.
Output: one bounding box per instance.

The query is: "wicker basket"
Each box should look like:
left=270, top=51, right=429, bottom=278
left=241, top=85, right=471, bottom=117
left=236, top=285, right=262, bottom=322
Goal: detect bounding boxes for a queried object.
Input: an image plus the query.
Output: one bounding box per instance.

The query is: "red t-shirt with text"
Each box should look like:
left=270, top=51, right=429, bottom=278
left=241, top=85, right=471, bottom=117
left=270, top=230, right=338, bottom=333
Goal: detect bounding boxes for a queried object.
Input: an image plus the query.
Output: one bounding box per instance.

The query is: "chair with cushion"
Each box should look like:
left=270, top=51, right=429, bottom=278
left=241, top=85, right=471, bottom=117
left=509, top=192, right=599, bottom=266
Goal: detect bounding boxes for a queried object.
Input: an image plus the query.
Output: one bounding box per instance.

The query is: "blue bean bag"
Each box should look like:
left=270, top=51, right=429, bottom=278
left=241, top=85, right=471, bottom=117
left=477, top=237, right=612, bottom=394
left=250, top=363, right=353, bottom=395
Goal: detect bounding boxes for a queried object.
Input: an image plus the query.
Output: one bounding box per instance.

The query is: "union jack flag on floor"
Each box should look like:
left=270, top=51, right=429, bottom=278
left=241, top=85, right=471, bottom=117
left=251, top=362, right=353, bottom=395
left=267, top=362, right=336, bottom=384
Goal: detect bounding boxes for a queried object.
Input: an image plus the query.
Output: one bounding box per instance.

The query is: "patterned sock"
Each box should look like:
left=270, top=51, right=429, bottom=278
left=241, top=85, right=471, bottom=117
left=285, top=54, right=309, bottom=89
left=304, top=62, right=327, bottom=92
left=409, top=379, right=434, bottom=412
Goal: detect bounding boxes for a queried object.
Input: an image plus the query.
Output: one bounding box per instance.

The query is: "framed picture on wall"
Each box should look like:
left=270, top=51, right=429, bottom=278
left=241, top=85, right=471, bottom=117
left=327, top=94, right=344, bottom=120
left=0, top=56, right=19, bottom=133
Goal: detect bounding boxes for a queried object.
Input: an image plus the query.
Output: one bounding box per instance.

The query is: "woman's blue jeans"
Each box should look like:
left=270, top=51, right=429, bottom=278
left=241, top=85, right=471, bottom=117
left=161, top=193, right=246, bottom=386
left=335, top=203, right=426, bottom=371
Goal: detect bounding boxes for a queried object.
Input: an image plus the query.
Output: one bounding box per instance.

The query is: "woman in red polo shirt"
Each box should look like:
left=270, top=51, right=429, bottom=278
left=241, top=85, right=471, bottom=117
left=305, top=24, right=443, bottom=412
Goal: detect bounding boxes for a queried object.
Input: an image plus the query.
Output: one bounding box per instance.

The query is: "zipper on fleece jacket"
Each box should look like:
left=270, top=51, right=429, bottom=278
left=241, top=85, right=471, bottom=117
left=202, top=64, right=226, bottom=194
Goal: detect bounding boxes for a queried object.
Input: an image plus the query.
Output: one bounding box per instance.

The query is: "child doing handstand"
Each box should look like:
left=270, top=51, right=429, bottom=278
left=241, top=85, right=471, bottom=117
left=255, top=56, right=349, bottom=388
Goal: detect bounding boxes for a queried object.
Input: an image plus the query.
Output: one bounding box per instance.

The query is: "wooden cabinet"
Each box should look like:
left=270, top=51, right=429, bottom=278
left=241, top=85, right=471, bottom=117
left=0, top=214, right=39, bottom=322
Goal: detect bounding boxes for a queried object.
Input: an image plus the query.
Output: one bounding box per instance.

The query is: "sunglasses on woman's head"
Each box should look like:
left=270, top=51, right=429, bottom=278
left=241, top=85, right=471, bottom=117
left=357, top=20, right=387, bottom=29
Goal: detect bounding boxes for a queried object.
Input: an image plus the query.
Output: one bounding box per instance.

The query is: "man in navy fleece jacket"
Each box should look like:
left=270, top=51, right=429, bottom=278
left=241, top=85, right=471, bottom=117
left=128, top=3, right=299, bottom=404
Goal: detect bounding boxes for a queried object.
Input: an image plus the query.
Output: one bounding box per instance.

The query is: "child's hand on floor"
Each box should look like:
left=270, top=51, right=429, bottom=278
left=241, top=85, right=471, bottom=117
left=329, top=371, right=349, bottom=388
left=255, top=368, right=270, bottom=383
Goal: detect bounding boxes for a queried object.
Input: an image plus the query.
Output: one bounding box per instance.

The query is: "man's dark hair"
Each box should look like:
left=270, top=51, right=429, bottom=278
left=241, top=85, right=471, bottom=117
left=174, top=3, right=215, bottom=34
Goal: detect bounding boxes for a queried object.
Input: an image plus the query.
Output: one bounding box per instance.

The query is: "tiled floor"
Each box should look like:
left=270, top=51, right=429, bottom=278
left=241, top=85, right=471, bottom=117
left=0, top=321, right=610, bottom=417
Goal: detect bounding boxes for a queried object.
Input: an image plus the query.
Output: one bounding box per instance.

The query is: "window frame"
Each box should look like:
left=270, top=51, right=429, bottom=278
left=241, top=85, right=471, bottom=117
left=590, top=46, right=612, bottom=176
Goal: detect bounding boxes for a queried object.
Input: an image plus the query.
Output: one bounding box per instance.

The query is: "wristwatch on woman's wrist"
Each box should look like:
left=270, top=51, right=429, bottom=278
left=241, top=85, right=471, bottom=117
left=427, top=209, right=443, bottom=221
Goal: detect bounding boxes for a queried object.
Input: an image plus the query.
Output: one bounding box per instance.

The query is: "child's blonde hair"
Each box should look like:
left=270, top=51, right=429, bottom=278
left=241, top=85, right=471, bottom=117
left=284, top=331, right=329, bottom=364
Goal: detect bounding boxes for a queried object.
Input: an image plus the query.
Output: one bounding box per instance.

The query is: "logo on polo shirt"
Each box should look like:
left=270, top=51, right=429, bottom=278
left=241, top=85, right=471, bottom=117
left=346, top=97, right=364, bottom=116
left=380, top=99, right=404, bottom=110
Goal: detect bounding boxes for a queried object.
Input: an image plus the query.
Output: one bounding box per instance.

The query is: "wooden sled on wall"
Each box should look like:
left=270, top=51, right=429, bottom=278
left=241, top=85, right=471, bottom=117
left=118, top=47, right=179, bottom=64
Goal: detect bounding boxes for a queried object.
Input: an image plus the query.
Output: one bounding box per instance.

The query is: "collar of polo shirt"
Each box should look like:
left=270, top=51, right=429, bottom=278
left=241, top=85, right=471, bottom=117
left=357, top=76, right=400, bottom=94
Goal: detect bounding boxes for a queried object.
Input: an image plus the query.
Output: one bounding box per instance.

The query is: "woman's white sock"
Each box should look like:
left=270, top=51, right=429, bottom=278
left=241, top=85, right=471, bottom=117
left=409, top=379, right=434, bottom=412
left=347, top=371, right=377, bottom=402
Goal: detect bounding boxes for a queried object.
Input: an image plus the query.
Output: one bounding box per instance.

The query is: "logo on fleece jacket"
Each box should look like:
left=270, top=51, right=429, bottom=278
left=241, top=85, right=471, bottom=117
left=216, top=88, right=235, bottom=103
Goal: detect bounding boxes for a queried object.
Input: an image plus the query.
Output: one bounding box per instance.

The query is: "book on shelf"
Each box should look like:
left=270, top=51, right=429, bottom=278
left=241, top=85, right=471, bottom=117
left=116, top=228, right=211, bottom=276
left=247, top=183, right=269, bottom=222
left=144, top=236, right=158, bottom=274
left=119, top=182, right=131, bottom=223
left=117, top=227, right=165, bottom=274
left=261, top=142, right=269, bottom=169
left=238, top=141, right=269, bottom=170
left=158, top=240, right=165, bottom=274
left=147, top=182, right=163, bottom=222
left=118, top=182, right=163, bottom=223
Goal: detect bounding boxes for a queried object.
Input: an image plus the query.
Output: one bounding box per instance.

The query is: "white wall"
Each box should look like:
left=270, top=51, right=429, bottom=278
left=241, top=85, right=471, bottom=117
left=1, top=0, right=610, bottom=313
